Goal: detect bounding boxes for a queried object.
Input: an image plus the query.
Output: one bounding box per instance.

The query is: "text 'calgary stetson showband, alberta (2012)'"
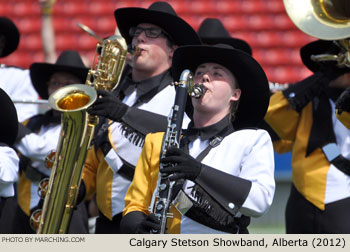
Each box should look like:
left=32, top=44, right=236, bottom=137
left=128, top=237, right=346, bottom=249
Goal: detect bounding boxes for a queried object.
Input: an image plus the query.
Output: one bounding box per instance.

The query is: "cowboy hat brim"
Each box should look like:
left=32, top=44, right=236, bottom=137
left=114, top=7, right=201, bottom=46
left=172, top=44, right=269, bottom=128
left=30, top=63, right=88, bottom=99
left=0, top=17, right=20, bottom=57
left=0, top=88, right=18, bottom=145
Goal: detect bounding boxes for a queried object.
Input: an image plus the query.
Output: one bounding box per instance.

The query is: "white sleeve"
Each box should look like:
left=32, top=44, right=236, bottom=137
left=0, top=146, right=19, bottom=197
left=239, top=130, right=275, bottom=217
left=14, top=125, right=61, bottom=161
left=0, top=67, right=39, bottom=122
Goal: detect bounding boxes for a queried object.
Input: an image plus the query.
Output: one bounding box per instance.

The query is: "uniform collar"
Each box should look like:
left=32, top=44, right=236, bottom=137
left=184, top=115, right=232, bottom=141
left=122, top=70, right=170, bottom=97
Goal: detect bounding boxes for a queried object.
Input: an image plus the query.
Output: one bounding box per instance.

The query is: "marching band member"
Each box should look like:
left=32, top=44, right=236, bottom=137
left=81, top=1, right=201, bottom=233
left=0, top=88, right=19, bottom=233
left=265, top=39, right=350, bottom=233
left=12, top=51, right=89, bottom=234
left=121, top=44, right=275, bottom=234
left=0, top=16, right=39, bottom=122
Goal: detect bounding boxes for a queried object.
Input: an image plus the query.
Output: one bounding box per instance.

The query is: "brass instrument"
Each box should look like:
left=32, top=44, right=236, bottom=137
left=149, top=69, right=206, bottom=234
left=77, top=22, right=103, bottom=43
left=283, top=0, right=350, bottom=40
left=78, top=22, right=140, bottom=56
left=34, top=33, right=128, bottom=234
left=283, top=0, right=350, bottom=68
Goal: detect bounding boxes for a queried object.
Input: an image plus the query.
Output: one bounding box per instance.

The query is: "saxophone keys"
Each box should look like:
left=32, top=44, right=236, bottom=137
left=29, top=209, right=42, bottom=232
left=37, top=178, right=50, bottom=199
left=44, top=150, right=56, bottom=169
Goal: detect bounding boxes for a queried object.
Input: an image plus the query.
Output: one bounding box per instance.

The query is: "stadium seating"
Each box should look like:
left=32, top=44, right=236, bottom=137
left=2, top=0, right=314, bottom=83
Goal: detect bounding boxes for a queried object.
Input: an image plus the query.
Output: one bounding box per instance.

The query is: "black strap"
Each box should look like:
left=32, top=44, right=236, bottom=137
left=181, top=125, right=235, bottom=162
left=332, top=155, right=350, bottom=176
left=117, top=160, right=136, bottom=181
left=306, top=93, right=336, bottom=156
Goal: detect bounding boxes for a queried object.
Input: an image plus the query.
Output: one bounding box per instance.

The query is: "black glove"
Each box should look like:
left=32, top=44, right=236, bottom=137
left=136, top=213, right=162, bottom=234
left=160, top=147, right=202, bottom=181
left=282, top=71, right=338, bottom=112
left=336, top=87, right=350, bottom=113
left=87, top=90, right=129, bottom=122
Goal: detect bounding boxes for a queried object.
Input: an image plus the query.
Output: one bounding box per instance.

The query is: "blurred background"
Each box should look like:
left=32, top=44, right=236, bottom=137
left=1, top=0, right=316, bottom=84
left=1, top=0, right=316, bottom=233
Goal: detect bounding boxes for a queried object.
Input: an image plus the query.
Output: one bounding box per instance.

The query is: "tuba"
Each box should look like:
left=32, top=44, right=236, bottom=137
left=283, top=0, right=350, bottom=67
left=31, top=33, right=128, bottom=234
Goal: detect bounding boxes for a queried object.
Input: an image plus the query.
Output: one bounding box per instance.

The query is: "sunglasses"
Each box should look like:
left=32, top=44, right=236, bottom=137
left=129, top=26, right=172, bottom=40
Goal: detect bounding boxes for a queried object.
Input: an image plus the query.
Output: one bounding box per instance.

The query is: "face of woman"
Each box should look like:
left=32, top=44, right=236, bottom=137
left=192, top=62, right=241, bottom=117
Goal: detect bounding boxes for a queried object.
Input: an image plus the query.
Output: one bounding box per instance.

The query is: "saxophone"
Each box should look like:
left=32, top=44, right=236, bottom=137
left=30, top=34, right=128, bottom=234
left=149, top=69, right=206, bottom=234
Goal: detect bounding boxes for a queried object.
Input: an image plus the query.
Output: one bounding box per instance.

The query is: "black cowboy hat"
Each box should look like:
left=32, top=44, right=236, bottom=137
left=30, top=50, right=88, bottom=99
left=172, top=44, right=269, bottom=128
left=0, top=88, right=18, bottom=146
left=198, top=18, right=252, bottom=55
left=300, top=39, right=341, bottom=73
left=114, top=1, right=201, bottom=46
left=0, top=17, right=20, bottom=58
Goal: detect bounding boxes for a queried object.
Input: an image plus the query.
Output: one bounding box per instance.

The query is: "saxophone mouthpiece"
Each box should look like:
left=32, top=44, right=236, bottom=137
left=128, top=46, right=141, bottom=56
left=191, top=83, right=207, bottom=98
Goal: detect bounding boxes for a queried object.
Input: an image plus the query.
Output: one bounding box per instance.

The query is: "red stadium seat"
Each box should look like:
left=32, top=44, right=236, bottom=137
left=222, top=15, right=247, bottom=31
left=17, top=18, right=41, bottom=34
left=0, top=3, right=10, bottom=16
left=88, top=2, right=115, bottom=16
left=78, top=35, right=97, bottom=51
left=254, top=48, right=302, bottom=66
left=266, top=66, right=311, bottom=84
left=265, top=0, right=286, bottom=13
left=55, top=2, right=88, bottom=16
left=241, top=1, right=267, bottom=14
left=56, top=34, right=79, bottom=51
left=1, top=0, right=315, bottom=83
left=214, top=1, right=243, bottom=14
left=246, top=15, right=276, bottom=31
left=20, top=34, right=42, bottom=51
left=281, top=31, right=315, bottom=48
left=96, top=17, right=116, bottom=34
left=273, top=14, right=295, bottom=30
left=53, top=17, right=75, bottom=33
left=12, top=2, right=40, bottom=17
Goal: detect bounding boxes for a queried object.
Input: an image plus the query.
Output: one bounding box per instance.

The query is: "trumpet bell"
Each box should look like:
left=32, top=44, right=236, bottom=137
left=283, top=0, right=350, bottom=40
